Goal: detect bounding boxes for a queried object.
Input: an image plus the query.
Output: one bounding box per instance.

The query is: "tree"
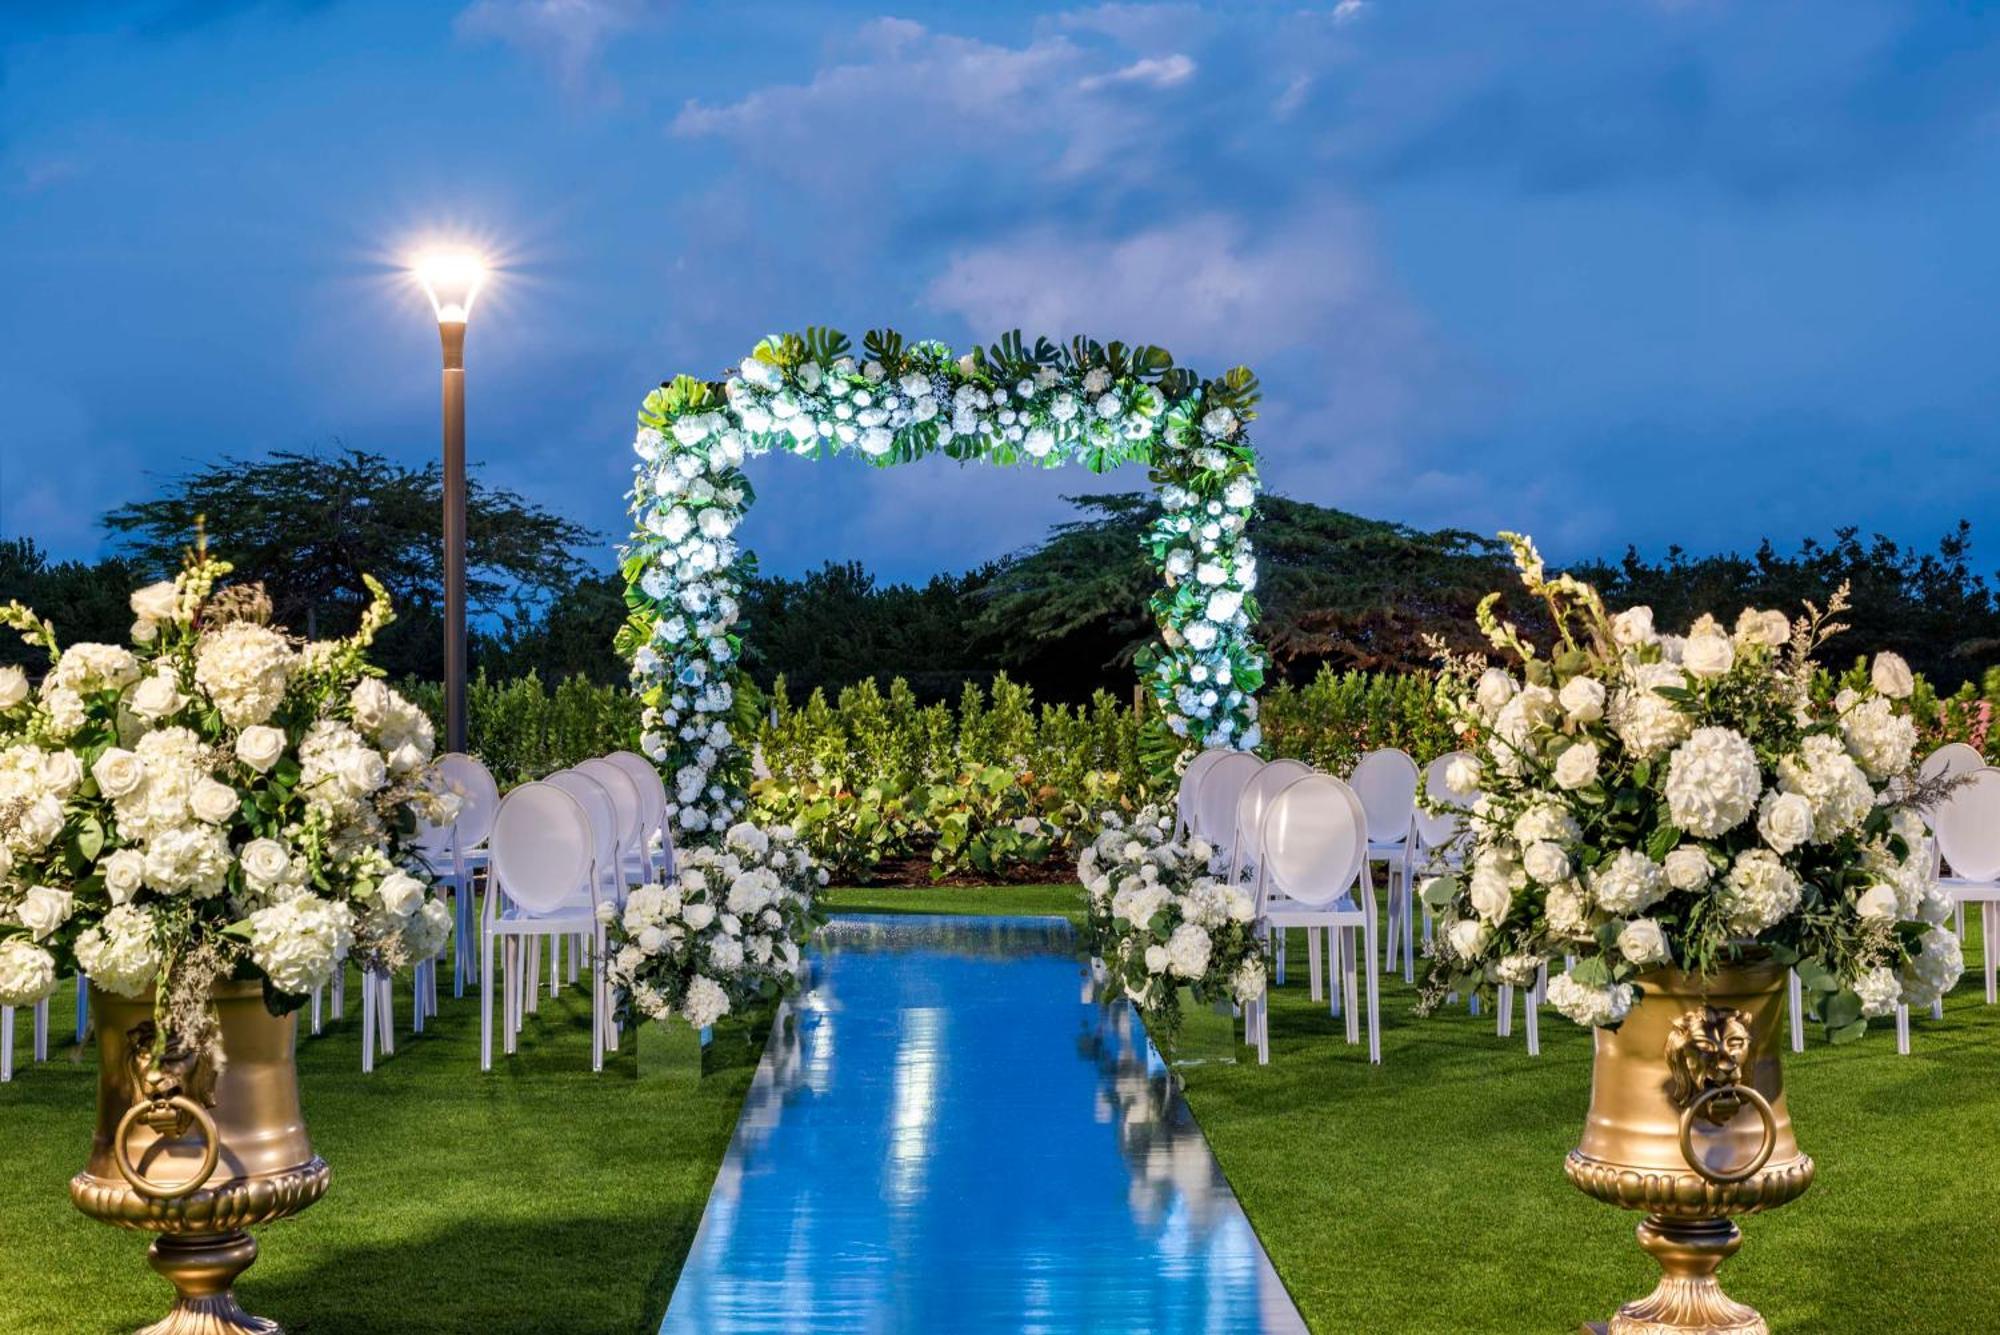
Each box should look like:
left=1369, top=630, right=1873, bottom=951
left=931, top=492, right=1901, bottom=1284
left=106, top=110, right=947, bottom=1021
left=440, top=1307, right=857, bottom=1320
left=102, top=447, right=598, bottom=678
left=740, top=561, right=997, bottom=702
left=0, top=539, right=148, bottom=670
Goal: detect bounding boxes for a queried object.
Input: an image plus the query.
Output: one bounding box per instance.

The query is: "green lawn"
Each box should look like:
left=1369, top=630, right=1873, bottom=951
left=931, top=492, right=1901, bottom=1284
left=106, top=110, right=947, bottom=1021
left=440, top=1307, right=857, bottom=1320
left=2, top=887, right=1994, bottom=1333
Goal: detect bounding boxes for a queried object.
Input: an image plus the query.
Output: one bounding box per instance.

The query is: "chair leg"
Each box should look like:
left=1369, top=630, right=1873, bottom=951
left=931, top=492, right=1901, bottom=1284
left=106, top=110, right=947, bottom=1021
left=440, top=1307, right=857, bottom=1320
left=1497, top=984, right=1513, bottom=1038
left=591, top=928, right=606, bottom=1074
left=1363, top=916, right=1382, bottom=1065
left=412, top=967, right=426, bottom=1036
left=33, top=998, right=48, bottom=1063
left=1255, top=990, right=1270, bottom=1065
left=1400, top=856, right=1415, bottom=984
left=1274, top=931, right=1287, bottom=986
left=1525, top=967, right=1542, bottom=1056
left=480, top=932, right=496, bottom=1072
left=378, top=972, right=395, bottom=1058
left=1326, top=929, right=1341, bottom=1018
left=1343, top=928, right=1361, bottom=1045
left=74, top=977, right=89, bottom=1045
left=310, top=987, right=323, bottom=1036
left=1895, top=1003, right=1911, bottom=1056
left=1306, top=926, right=1323, bottom=1002
left=1788, top=970, right=1805, bottom=1053
left=361, top=975, right=377, bottom=1074
left=1, top=1007, right=13, bottom=1081
left=332, top=967, right=346, bottom=1021
left=504, top=939, right=521, bottom=1056
left=525, top=941, right=541, bottom=1015
left=1986, top=903, right=1998, bottom=1005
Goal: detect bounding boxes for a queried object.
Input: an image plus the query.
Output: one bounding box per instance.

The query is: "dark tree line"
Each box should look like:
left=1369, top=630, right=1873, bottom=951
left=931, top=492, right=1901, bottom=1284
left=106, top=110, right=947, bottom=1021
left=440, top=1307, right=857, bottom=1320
left=4, top=448, right=1995, bottom=699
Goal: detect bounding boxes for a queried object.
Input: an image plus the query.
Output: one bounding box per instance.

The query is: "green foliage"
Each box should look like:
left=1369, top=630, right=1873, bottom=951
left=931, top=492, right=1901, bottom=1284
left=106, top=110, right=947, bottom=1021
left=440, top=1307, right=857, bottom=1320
left=399, top=671, right=643, bottom=785
left=1259, top=667, right=1459, bottom=772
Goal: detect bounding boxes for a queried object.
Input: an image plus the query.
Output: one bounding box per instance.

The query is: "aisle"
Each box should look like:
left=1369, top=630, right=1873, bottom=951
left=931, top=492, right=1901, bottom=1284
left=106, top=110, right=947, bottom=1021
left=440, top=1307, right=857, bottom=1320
left=661, top=914, right=1305, bottom=1334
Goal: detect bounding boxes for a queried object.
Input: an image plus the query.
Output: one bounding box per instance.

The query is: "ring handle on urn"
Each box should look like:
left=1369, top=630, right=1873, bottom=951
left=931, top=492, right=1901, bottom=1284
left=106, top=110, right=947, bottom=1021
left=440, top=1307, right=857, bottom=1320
left=1676, top=1083, right=1777, bottom=1186
left=113, top=1096, right=221, bottom=1202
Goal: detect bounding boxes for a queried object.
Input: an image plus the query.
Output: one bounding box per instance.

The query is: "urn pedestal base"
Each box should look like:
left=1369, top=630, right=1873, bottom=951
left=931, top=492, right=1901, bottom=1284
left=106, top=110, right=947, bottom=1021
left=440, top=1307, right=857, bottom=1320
left=138, top=1232, right=280, bottom=1335
left=1578, top=1216, right=1767, bottom=1335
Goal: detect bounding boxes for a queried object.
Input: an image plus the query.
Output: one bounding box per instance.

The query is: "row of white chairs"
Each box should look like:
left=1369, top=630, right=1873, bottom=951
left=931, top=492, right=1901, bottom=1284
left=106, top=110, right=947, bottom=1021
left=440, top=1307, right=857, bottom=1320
left=480, top=752, right=677, bottom=1073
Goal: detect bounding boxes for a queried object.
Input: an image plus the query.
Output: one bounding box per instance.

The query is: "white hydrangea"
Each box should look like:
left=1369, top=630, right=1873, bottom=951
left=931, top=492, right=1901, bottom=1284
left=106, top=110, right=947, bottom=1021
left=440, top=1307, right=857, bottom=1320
left=1853, top=965, right=1902, bottom=1018
left=1609, top=662, right=1692, bottom=759
left=1663, top=727, right=1760, bottom=836
left=1838, top=691, right=1917, bottom=780
left=1164, top=923, right=1213, bottom=979
left=1589, top=850, right=1666, bottom=915
left=680, top=974, right=731, bottom=1028
left=0, top=938, right=58, bottom=1006
left=192, top=622, right=296, bottom=728
left=1776, top=734, right=1874, bottom=842
left=246, top=896, right=355, bottom=996
left=1717, top=849, right=1801, bottom=935
left=1546, top=971, right=1634, bottom=1028
left=73, top=905, right=163, bottom=997
left=1898, top=928, right=1964, bottom=1009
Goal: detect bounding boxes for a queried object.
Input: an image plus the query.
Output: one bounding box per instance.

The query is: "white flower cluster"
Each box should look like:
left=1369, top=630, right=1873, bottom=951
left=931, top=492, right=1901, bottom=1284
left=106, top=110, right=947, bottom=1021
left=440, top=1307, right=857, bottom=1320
left=1080, top=805, right=1264, bottom=1031
left=622, top=332, right=1268, bottom=840
left=1422, top=538, right=1960, bottom=1038
left=602, top=820, right=822, bottom=1031
left=0, top=562, right=458, bottom=1032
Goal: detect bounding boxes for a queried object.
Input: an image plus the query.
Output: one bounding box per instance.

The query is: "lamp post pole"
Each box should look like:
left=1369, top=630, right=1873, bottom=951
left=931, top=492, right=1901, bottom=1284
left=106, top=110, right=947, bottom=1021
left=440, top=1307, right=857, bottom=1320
left=439, top=317, right=468, bottom=755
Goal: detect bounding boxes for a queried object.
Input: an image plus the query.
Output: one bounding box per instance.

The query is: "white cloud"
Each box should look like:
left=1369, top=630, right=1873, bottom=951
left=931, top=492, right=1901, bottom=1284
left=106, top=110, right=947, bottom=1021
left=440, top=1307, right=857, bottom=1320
left=456, top=0, right=664, bottom=97
left=1079, top=53, right=1196, bottom=91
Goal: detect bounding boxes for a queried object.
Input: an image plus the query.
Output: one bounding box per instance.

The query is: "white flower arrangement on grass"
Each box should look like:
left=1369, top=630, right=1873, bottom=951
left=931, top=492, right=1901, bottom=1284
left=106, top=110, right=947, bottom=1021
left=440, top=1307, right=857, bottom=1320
left=1079, top=806, right=1264, bottom=1041
left=0, top=535, right=458, bottom=1060
left=619, top=328, right=1268, bottom=840
left=603, top=820, right=826, bottom=1031
left=1418, top=533, right=1962, bottom=1040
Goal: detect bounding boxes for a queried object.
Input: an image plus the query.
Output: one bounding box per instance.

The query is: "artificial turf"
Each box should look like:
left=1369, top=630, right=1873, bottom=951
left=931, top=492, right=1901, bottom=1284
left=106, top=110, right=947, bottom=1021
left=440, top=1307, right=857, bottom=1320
left=2, top=885, right=1994, bottom=1333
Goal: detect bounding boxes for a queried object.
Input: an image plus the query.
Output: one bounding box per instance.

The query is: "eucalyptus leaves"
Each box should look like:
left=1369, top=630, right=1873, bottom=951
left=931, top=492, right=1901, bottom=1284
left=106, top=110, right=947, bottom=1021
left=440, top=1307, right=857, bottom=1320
left=618, top=328, right=1268, bottom=841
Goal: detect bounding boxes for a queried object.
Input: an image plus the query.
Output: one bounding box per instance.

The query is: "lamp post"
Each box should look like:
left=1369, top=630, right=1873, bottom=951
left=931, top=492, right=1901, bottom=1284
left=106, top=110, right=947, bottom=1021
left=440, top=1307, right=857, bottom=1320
left=414, top=252, right=487, bottom=755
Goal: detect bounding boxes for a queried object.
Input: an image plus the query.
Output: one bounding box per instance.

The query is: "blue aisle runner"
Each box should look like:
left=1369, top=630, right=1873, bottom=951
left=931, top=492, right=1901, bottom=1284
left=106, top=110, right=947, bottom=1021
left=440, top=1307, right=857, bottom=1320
left=661, top=914, right=1306, bottom=1335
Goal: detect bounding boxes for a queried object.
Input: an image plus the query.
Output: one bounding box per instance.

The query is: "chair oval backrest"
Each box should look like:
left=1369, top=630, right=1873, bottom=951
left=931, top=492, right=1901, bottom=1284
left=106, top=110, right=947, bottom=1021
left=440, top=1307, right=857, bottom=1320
left=1350, top=749, right=1419, bottom=847
left=1196, top=752, right=1264, bottom=849
left=544, top=770, right=619, bottom=877
left=489, top=782, right=593, bottom=915
left=1934, top=766, right=2000, bottom=882
left=577, top=758, right=642, bottom=855
left=604, top=751, right=666, bottom=831
left=1260, top=774, right=1368, bottom=909
left=1234, top=759, right=1314, bottom=857
left=1176, top=749, right=1231, bottom=833
left=438, top=753, right=501, bottom=850
left=1920, top=742, right=1986, bottom=790
left=1415, top=751, right=1475, bottom=848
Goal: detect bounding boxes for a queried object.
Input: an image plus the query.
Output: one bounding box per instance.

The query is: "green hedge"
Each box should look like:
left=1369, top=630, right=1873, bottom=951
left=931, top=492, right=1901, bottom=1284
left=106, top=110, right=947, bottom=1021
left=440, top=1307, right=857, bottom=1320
left=407, top=662, right=2000, bottom=880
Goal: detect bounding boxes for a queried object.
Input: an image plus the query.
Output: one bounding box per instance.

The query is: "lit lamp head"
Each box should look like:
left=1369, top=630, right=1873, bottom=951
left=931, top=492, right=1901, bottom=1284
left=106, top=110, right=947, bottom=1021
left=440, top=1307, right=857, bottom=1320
left=414, top=251, right=487, bottom=326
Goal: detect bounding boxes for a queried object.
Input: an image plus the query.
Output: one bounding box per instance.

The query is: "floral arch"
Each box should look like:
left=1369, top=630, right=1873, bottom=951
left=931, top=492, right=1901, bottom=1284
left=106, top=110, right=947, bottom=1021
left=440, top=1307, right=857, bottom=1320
left=617, top=328, right=1267, bottom=839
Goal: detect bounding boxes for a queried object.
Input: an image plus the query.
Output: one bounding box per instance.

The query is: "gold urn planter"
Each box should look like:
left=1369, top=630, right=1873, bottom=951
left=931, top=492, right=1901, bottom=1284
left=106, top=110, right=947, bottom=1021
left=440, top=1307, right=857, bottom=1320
left=69, top=980, right=331, bottom=1335
left=1566, top=958, right=1816, bottom=1335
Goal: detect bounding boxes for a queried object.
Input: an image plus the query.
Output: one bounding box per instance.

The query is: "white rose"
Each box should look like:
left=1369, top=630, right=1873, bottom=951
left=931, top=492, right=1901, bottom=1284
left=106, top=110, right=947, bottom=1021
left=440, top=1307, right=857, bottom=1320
left=191, top=778, right=240, bottom=825
left=1611, top=606, right=1656, bottom=647
left=1444, top=755, right=1481, bottom=797
left=1558, top=675, right=1606, bottom=723
left=239, top=838, right=292, bottom=888
left=1446, top=918, right=1490, bottom=961
left=1682, top=628, right=1736, bottom=679
left=1523, top=841, right=1570, bottom=885
left=17, top=885, right=74, bottom=941
left=1734, top=608, right=1789, bottom=648
left=1616, top=917, right=1671, bottom=966
left=1756, top=791, right=1815, bottom=856
left=38, top=750, right=83, bottom=797
left=1468, top=873, right=1512, bottom=924
left=1143, top=944, right=1170, bottom=974
left=377, top=870, right=426, bottom=918
left=351, top=678, right=392, bottom=731
left=128, top=671, right=187, bottom=721
left=1474, top=668, right=1517, bottom=716
left=17, top=795, right=64, bottom=851
left=1870, top=652, right=1914, bottom=700
left=387, top=741, right=426, bottom=776
left=1662, top=846, right=1713, bottom=891
left=235, top=725, right=287, bottom=773
left=131, top=581, right=179, bottom=623
left=334, top=747, right=387, bottom=797
left=0, top=666, right=28, bottom=710
left=103, top=849, right=147, bottom=905
left=1554, top=741, right=1600, bottom=791
left=1854, top=884, right=1899, bottom=923
left=91, top=747, right=145, bottom=800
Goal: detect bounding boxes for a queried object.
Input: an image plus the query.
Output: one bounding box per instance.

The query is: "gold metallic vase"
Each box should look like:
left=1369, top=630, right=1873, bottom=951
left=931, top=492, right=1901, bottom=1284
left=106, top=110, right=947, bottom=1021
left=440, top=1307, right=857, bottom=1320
left=70, top=980, right=331, bottom=1335
left=1566, top=959, right=1815, bottom=1335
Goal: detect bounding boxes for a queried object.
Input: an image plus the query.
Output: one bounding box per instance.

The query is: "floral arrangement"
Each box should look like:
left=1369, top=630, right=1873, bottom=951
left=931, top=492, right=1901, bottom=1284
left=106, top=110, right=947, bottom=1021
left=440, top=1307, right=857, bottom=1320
left=0, top=537, right=458, bottom=1059
left=1079, top=806, right=1265, bottom=1039
left=603, top=820, right=825, bottom=1031
left=1418, top=534, right=1963, bottom=1040
left=618, top=327, right=1268, bottom=840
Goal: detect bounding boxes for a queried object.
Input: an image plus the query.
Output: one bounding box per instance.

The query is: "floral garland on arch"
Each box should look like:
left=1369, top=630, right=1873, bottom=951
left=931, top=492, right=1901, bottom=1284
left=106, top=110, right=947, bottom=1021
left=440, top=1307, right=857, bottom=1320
left=1417, top=534, right=1963, bottom=1039
left=0, top=537, right=459, bottom=1061
left=1078, top=805, right=1265, bottom=1041
left=616, top=328, right=1268, bottom=841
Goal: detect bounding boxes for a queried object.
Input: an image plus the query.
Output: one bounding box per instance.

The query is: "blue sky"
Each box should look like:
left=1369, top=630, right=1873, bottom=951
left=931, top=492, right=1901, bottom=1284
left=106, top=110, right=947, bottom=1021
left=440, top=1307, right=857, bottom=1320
left=3, top=0, right=1998, bottom=583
